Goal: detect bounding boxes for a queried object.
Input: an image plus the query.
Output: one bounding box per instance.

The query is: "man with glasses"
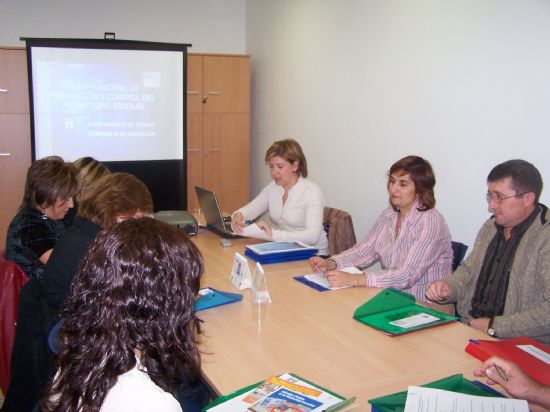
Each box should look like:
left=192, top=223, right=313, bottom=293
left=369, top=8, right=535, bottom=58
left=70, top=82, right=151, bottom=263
left=426, top=159, right=550, bottom=343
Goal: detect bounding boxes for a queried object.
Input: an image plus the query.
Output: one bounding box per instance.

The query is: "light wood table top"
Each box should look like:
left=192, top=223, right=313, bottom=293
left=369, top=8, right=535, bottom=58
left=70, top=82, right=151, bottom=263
left=191, top=229, right=491, bottom=410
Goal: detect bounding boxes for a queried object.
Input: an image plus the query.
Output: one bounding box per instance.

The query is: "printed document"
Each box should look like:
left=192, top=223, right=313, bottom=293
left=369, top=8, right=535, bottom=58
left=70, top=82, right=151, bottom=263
left=241, top=223, right=273, bottom=241
left=304, top=267, right=364, bottom=290
left=404, top=386, right=528, bottom=412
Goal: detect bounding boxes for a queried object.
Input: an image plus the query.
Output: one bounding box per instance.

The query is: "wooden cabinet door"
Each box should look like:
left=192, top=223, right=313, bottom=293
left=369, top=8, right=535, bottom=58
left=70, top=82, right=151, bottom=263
left=202, top=56, right=250, bottom=114
left=186, top=113, right=203, bottom=212
left=0, top=114, right=31, bottom=248
left=203, top=114, right=249, bottom=213
left=187, top=54, right=203, bottom=114
left=0, top=49, right=29, bottom=114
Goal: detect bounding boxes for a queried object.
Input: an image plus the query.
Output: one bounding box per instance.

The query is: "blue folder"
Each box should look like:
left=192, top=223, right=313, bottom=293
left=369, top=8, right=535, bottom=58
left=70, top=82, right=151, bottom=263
left=293, top=275, right=331, bottom=291
left=194, top=288, right=243, bottom=311
left=244, top=249, right=317, bottom=263
left=244, top=241, right=318, bottom=264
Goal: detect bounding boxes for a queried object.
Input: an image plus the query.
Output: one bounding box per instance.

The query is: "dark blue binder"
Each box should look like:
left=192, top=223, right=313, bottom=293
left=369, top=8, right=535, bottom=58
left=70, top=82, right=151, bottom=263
left=244, top=241, right=318, bottom=264
left=293, top=275, right=331, bottom=291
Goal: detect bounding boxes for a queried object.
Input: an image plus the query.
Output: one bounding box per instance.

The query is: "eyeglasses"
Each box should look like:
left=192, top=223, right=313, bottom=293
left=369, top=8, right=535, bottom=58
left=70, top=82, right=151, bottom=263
left=485, top=192, right=528, bottom=204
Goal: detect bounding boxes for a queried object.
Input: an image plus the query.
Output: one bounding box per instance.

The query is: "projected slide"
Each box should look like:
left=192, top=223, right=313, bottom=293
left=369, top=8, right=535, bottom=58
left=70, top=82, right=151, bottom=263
left=32, top=47, right=184, bottom=161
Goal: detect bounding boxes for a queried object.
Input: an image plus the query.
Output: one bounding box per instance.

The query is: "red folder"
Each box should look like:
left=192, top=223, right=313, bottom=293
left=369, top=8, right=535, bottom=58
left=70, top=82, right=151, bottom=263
left=465, top=336, right=550, bottom=385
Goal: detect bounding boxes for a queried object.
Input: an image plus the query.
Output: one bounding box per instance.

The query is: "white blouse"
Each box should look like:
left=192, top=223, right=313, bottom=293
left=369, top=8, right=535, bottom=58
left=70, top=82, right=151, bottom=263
left=236, top=176, right=329, bottom=255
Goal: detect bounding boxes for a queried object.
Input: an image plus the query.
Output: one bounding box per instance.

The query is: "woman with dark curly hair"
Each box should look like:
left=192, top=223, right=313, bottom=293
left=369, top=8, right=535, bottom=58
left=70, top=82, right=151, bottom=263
left=2, top=173, right=154, bottom=412
left=41, top=217, right=203, bottom=412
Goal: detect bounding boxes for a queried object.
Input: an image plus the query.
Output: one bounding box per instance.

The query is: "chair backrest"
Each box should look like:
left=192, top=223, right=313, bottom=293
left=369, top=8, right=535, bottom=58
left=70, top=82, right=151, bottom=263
left=451, top=241, right=468, bottom=271
left=0, top=250, right=29, bottom=394
left=323, top=207, right=357, bottom=256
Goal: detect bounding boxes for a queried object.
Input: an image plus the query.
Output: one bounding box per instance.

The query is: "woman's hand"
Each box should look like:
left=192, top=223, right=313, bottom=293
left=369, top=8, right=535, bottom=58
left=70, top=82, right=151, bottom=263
left=256, top=221, right=273, bottom=238
left=325, top=271, right=363, bottom=288
left=309, top=256, right=331, bottom=273
left=230, top=212, right=246, bottom=233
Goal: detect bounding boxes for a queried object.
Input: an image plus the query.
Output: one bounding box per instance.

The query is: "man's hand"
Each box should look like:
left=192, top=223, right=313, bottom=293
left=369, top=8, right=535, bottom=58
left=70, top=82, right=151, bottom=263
left=425, top=280, right=452, bottom=302
left=469, top=317, right=490, bottom=333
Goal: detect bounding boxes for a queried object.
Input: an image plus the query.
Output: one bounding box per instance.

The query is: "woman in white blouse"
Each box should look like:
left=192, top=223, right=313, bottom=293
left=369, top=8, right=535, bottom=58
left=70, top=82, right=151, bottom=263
left=231, top=139, right=329, bottom=255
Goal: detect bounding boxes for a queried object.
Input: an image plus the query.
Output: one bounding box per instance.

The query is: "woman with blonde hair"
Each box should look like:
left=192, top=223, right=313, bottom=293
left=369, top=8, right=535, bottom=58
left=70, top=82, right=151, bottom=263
left=63, top=157, right=110, bottom=225
left=231, top=138, right=328, bottom=254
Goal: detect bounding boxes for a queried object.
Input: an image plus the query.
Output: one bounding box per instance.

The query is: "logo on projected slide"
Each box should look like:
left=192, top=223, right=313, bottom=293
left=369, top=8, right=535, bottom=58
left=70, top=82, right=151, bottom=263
left=143, top=71, right=161, bottom=88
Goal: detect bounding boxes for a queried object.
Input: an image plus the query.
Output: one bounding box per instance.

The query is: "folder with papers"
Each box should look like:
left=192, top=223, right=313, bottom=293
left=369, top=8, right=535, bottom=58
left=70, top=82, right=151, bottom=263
left=465, top=336, right=550, bottom=385
left=353, top=288, right=457, bottom=336
left=368, top=374, right=505, bottom=412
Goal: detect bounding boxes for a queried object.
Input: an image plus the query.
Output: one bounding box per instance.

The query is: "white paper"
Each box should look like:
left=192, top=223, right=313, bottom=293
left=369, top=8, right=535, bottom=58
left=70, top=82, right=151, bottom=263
left=240, top=223, right=273, bottom=241
left=301, top=267, right=364, bottom=290
left=404, top=386, right=529, bottom=412
left=389, top=313, right=439, bottom=329
left=517, top=344, right=550, bottom=365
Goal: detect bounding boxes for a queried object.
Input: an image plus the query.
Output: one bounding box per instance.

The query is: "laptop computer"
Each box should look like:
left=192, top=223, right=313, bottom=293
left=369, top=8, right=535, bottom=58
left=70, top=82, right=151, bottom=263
left=195, top=186, right=242, bottom=238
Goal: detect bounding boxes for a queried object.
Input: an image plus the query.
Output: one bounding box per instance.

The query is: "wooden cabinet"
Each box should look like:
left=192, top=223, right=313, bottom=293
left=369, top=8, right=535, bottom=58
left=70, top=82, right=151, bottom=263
left=0, top=48, right=31, bottom=249
left=186, top=54, right=250, bottom=214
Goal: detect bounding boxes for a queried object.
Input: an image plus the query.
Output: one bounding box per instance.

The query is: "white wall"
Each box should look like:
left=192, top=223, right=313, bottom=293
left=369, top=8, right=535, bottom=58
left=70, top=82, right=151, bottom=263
left=246, top=0, right=550, bottom=249
left=0, top=0, right=246, bottom=53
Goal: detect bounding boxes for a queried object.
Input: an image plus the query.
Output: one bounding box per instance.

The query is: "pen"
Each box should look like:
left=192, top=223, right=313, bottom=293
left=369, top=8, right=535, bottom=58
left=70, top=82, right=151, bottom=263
left=493, top=365, right=509, bottom=382
left=468, top=339, right=480, bottom=345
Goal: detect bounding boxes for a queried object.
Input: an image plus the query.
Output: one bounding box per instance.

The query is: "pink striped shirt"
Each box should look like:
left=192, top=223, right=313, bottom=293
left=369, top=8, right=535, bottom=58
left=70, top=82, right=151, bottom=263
left=332, top=201, right=453, bottom=302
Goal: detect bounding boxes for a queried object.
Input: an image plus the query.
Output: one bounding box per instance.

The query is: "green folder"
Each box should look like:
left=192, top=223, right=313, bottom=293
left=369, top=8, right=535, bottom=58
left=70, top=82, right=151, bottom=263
left=368, top=374, right=505, bottom=412
left=203, top=373, right=347, bottom=411
left=353, top=288, right=457, bottom=336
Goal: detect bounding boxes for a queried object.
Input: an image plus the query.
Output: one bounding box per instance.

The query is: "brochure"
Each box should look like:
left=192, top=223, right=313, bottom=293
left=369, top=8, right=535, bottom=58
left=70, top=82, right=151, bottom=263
left=204, top=373, right=348, bottom=411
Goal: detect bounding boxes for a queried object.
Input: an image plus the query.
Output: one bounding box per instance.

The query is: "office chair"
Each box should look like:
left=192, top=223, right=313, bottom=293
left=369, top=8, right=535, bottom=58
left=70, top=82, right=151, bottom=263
left=0, top=251, right=28, bottom=395
left=323, top=207, right=357, bottom=256
left=451, top=241, right=468, bottom=272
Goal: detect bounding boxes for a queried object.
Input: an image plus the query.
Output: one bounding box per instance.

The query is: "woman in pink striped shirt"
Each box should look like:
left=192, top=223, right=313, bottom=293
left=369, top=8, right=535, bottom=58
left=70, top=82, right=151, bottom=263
left=310, top=155, right=453, bottom=306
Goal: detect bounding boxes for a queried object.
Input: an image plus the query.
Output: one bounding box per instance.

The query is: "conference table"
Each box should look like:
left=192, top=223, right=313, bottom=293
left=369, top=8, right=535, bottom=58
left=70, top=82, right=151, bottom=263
left=192, top=229, right=493, bottom=410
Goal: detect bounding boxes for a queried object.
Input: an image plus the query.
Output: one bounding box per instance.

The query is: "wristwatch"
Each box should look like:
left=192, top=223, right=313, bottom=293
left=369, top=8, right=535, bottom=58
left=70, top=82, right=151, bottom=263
left=487, top=317, right=497, bottom=337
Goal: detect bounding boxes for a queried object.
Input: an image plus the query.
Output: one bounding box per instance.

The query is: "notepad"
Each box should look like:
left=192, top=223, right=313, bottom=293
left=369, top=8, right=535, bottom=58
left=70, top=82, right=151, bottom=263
left=294, top=267, right=364, bottom=291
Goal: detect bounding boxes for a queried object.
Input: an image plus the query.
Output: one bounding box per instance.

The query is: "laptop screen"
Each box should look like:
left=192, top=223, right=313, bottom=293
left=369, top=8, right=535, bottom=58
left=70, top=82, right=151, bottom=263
left=194, top=186, right=228, bottom=233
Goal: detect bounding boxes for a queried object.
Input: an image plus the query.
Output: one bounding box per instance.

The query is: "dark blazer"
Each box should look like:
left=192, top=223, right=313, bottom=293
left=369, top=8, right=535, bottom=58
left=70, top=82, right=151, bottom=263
left=2, top=217, right=100, bottom=412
